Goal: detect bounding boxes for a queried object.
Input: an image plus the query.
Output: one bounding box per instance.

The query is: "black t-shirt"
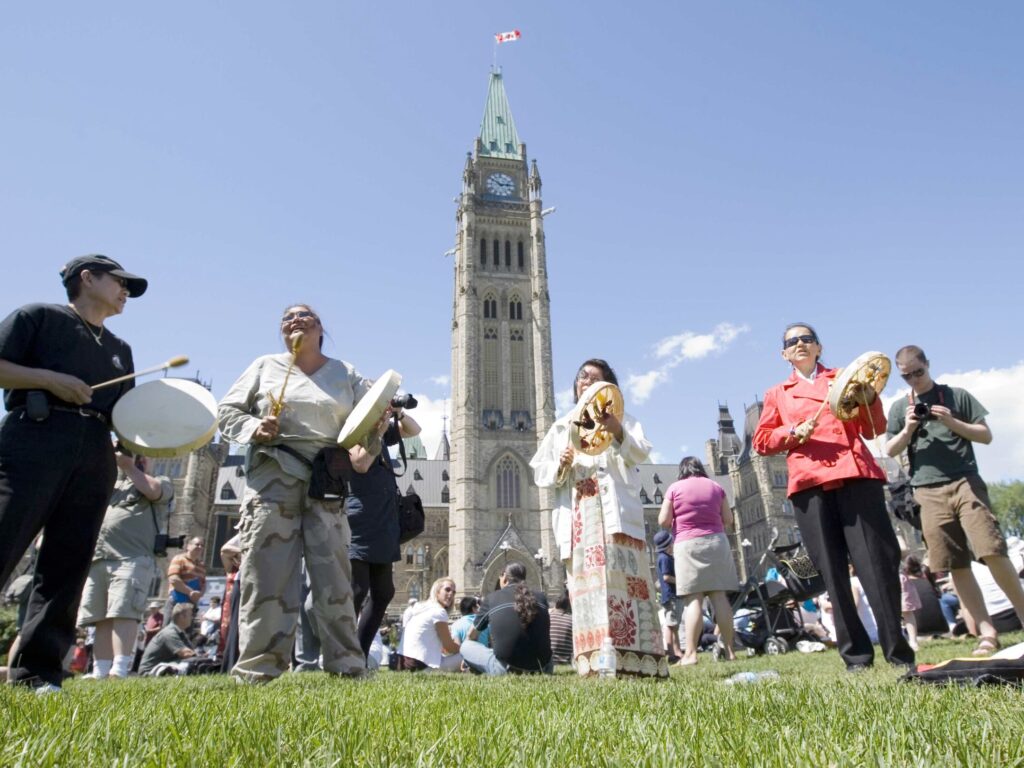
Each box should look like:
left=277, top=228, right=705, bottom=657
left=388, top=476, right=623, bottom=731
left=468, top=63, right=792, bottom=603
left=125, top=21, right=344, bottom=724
left=0, top=303, right=134, bottom=417
left=473, top=584, right=552, bottom=672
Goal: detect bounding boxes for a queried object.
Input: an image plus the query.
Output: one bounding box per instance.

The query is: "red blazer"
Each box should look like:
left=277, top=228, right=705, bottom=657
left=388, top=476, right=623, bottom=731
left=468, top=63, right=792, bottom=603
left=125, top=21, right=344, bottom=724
left=753, top=364, right=886, bottom=496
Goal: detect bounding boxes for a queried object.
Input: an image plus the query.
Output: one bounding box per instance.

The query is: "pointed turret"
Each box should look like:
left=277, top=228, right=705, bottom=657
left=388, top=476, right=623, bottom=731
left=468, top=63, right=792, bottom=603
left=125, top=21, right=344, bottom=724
left=434, top=429, right=450, bottom=461
left=478, top=70, right=522, bottom=159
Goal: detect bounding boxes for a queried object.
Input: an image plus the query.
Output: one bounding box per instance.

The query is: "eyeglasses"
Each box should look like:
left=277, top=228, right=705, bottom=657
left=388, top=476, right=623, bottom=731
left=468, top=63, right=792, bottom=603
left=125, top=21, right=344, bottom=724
left=783, top=334, right=818, bottom=349
left=576, top=369, right=602, bottom=383
left=900, top=368, right=927, bottom=381
left=281, top=310, right=316, bottom=323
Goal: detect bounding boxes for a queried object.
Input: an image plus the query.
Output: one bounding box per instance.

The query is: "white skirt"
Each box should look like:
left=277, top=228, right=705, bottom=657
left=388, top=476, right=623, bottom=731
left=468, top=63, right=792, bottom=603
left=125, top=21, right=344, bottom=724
left=673, top=532, right=739, bottom=595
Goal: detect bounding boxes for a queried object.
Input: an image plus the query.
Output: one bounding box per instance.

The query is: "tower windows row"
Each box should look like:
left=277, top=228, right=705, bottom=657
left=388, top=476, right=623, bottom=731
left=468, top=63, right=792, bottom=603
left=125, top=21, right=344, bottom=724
left=482, top=293, right=523, bottom=321
left=479, top=238, right=526, bottom=271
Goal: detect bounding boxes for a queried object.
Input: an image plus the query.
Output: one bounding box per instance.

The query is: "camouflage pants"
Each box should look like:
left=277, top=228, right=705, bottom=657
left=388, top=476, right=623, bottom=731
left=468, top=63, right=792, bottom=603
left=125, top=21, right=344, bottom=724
left=232, top=474, right=364, bottom=681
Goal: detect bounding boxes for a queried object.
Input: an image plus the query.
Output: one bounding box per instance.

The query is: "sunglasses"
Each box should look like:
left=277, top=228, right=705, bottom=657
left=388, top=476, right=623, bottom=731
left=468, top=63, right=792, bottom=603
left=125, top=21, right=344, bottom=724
left=783, top=334, right=818, bottom=349
left=900, top=368, right=927, bottom=381
left=281, top=310, right=316, bottom=323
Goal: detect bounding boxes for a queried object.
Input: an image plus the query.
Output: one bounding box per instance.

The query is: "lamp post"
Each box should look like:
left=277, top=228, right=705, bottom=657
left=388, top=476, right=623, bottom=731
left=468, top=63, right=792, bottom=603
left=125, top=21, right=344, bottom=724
left=534, top=548, right=547, bottom=590
left=499, top=541, right=511, bottom=564
left=740, top=538, right=753, bottom=582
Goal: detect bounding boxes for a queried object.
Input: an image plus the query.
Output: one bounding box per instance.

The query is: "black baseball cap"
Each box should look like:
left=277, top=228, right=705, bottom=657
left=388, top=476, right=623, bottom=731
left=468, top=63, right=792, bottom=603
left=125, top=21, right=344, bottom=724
left=60, top=254, right=148, bottom=298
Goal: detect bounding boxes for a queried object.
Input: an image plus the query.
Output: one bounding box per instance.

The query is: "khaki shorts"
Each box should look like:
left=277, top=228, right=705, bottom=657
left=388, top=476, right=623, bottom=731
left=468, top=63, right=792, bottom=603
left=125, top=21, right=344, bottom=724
left=659, top=597, right=684, bottom=627
left=914, top=474, right=1008, bottom=570
left=78, top=556, right=157, bottom=625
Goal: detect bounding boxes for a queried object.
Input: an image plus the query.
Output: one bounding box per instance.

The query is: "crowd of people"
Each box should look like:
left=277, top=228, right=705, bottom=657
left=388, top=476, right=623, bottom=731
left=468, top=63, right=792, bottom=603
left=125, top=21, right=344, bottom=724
left=1, top=260, right=1022, bottom=692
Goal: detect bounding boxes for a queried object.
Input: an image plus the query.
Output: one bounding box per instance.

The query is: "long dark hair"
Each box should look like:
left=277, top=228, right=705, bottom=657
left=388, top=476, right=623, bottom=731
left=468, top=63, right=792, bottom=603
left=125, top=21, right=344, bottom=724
left=677, top=456, right=709, bottom=480
left=573, top=358, right=618, bottom=403
left=503, top=562, right=538, bottom=627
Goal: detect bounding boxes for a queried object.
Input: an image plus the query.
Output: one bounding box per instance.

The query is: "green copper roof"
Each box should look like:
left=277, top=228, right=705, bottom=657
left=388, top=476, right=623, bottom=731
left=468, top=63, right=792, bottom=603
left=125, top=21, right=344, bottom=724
left=479, top=70, right=521, bottom=159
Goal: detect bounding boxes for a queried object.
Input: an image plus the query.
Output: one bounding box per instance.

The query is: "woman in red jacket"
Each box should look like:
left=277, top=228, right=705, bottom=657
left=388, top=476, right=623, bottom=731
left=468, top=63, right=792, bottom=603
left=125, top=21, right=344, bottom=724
left=754, top=323, right=914, bottom=672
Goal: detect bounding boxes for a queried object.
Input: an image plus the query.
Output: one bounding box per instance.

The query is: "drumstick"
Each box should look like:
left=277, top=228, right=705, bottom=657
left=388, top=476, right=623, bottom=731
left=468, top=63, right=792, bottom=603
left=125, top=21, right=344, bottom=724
left=270, top=333, right=304, bottom=417
left=796, top=381, right=834, bottom=444
left=91, top=356, right=189, bottom=390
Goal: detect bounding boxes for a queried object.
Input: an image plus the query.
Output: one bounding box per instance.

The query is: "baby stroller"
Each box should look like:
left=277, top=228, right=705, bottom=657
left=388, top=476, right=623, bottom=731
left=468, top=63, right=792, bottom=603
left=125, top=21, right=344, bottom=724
left=713, top=529, right=825, bottom=660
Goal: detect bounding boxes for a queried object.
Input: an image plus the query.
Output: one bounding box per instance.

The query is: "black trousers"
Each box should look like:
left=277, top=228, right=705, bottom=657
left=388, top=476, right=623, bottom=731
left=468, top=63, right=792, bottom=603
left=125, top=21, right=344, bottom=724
left=791, top=478, right=915, bottom=668
left=0, top=411, right=116, bottom=687
left=351, top=560, right=395, bottom=656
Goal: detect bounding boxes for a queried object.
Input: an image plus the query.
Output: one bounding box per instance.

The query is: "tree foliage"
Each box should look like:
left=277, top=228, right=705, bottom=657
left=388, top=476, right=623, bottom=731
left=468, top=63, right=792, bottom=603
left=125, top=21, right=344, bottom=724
left=988, top=480, right=1024, bottom=538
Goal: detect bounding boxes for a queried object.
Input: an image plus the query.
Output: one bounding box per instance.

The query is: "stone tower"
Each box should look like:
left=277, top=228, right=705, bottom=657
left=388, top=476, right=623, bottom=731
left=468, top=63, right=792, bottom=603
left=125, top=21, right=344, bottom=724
left=448, top=70, right=558, bottom=596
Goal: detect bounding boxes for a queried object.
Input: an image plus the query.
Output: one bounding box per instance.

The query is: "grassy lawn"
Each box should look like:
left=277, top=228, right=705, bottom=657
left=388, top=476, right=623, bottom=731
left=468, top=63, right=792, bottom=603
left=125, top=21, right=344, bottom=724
left=2, top=633, right=1023, bottom=767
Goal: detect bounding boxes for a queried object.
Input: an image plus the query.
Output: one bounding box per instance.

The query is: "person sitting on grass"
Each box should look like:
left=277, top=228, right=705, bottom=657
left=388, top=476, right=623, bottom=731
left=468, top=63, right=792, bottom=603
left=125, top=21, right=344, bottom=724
left=460, top=562, right=552, bottom=676
left=450, top=595, right=490, bottom=650
left=548, top=587, right=574, bottom=666
left=394, top=578, right=462, bottom=671
left=138, top=603, right=196, bottom=676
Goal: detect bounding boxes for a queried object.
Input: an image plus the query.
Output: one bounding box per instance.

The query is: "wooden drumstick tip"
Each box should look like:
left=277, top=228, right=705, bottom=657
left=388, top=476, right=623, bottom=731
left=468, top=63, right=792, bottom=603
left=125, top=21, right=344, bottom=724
left=167, top=356, right=189, bottom=368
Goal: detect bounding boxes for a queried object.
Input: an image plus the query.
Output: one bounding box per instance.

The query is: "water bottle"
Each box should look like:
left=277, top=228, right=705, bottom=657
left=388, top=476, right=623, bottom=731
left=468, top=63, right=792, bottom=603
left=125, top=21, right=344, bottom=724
left=724, top=670, right=779, bottom=686
left=597, top=637, right=617, bottom=679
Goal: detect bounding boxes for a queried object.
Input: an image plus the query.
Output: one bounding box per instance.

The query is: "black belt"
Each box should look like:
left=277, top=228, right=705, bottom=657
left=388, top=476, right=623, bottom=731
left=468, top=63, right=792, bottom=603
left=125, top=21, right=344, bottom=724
left=11, top=404, right=110, bottom=426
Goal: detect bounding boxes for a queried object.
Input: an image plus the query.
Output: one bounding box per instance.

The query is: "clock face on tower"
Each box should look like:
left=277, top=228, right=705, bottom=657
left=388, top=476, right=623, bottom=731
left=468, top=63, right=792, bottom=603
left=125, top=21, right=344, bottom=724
left=486, top=173, right=516, bottom=197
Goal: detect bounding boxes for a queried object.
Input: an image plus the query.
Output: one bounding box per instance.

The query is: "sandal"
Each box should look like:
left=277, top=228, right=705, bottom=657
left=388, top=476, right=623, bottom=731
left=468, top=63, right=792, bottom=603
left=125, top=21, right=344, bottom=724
left=971, top=636, right=1000, bottom=657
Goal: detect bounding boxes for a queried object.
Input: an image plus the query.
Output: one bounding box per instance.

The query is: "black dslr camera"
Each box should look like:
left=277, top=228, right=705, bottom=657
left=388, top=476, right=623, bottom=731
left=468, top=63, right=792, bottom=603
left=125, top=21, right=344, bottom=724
left=913, top=402, right=936, bottom=421
left=154, top=534, right=187, bottom=558
left=391, top=393, right=418, bottom=410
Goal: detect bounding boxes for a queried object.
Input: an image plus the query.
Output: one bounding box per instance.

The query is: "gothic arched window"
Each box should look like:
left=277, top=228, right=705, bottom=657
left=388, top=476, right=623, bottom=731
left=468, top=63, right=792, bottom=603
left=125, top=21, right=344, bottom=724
left=508, top=297, right=523, bottom=321
left=483, top=293, right=498, bottom=319
left=408, top=580, right=421, bottom=601
left=405, top=546, right=414, bottom=565
left=496, top=456, right=522, bottom=509
left=505, top=240, right=511, bottom=269
left=483, top=327, right=500, bottom=409
left=480, top=237, right=487, bottom=267
left=415, top=546, right=425, bottom=566
left=492, top=239, right=499, bottom=267
left=509, top=327, right=527, bottom=412
left=220, top=483, right=236, bottom=501
left=517, top=241, right=525, bottom=270
left=441, top=484, right=450, bottom=503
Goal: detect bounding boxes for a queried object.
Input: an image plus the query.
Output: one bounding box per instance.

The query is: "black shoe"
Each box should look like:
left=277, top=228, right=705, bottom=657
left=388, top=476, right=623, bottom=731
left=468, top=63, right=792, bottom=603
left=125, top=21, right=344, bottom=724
left=846, top=663, right=872, bottom=673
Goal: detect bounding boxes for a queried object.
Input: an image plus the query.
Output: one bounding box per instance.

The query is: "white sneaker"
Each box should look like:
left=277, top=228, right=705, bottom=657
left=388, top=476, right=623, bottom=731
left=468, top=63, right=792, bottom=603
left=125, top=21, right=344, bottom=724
left=34, top=683, right=64, bottom=695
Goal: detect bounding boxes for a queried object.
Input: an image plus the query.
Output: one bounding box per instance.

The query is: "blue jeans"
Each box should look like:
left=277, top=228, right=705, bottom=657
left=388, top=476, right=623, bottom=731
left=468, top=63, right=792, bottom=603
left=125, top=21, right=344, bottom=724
left=460, top=639, right=507, bottom=675
left=460, top=639, right=554, bottom=675
left=939, top=593, right=960, bottom=628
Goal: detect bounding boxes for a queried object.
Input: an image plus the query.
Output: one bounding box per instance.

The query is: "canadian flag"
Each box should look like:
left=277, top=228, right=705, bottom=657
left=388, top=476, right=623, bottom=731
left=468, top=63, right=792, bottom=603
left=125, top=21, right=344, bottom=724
left=495, top=29, right=521, bottom=44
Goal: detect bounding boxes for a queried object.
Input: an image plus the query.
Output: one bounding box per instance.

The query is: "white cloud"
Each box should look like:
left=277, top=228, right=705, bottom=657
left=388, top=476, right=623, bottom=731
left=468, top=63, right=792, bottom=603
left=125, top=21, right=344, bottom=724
left=654, top=323, right=748, bottom=361
left=627, top=322, right=750, bottom=403
left=625, top=369, right=668, bottom=404
left=403, top=393, right=451, bottom=459
left=429, top=374, right=450, bottom=387
left=555, top=387, right=575, bottom=418
left=881, top=362, right=1024, bottom=482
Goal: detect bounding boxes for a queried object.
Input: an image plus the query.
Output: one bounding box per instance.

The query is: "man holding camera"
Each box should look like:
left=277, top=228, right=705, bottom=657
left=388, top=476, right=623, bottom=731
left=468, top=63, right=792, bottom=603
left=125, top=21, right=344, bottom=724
left=885, top=345, right=1024, bottom=655
left=0, top=255, right=146, bottom=692
left=78, top=451, right=173, bottom=679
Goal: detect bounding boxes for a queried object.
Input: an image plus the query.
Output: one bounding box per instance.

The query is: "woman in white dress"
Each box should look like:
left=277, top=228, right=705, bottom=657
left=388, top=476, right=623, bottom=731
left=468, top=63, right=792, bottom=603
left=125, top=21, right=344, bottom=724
left=531, top=359, right=668, bottom=678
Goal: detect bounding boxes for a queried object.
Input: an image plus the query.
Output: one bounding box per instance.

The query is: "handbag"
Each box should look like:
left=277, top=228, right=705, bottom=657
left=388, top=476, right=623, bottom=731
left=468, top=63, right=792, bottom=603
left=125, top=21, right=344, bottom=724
left=276, top=443, right=352, bottom=501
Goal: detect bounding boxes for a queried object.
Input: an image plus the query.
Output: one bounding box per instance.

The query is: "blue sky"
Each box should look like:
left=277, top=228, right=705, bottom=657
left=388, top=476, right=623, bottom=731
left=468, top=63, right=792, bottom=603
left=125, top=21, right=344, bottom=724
left=3, top=3, right=1022, bottom=480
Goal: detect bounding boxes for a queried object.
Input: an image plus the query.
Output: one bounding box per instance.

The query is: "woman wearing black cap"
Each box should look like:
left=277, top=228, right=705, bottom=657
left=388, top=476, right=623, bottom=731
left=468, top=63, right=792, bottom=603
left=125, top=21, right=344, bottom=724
left=0, top=254, right=146, bottom=693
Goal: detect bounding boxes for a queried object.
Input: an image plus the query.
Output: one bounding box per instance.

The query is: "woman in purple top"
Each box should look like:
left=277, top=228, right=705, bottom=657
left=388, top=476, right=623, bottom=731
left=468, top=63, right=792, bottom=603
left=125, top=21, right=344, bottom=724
left=658, top=457, right=739, bottom=665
